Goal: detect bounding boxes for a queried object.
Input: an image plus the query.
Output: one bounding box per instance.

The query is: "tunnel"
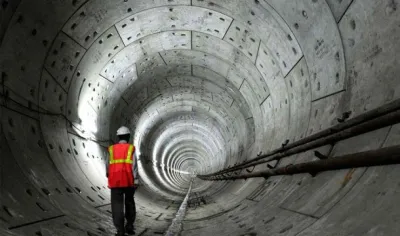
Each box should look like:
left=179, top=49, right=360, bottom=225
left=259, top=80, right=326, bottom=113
left=0, top=0, right=399, bottom=235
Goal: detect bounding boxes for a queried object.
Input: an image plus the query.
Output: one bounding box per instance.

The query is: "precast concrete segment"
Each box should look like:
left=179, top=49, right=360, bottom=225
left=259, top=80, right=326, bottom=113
left=168, top=147, right=212, bottom=185
left=266, top=0, right=346, bottom=101
left=0, top=0, right=399, bottom=235
left=155, top=134, right=221, bottom=191
left=338, top=0, right=400, bottom=117
left=100, top=31, right=192, bottom=82
left=109, top=69, right=253, bottom=188
left=62, top=0, right=192, bottom=48
left=193, top=0, right=303, bottom=76
left=0, top=0, right=86, bottom=107
left=163, top=138, right=220, bottom=166
left=66, top=26, right=122, bottom=123
left=145, top=115, right=229, bottom=150
left=115, top=6, right=233, bottom=44
left=297, top=125, right=400, bottom=235
left=155, top=138, right=217, bottom=191
left=136, top=109, right=233, bottom=163
left=128, top=91, right=242, bottom=137
left=114, top=71, right=257, bottom=164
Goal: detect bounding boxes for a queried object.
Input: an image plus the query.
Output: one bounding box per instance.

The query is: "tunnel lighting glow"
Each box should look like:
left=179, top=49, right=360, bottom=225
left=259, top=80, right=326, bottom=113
left=81, top=119, right=98, bottom=134
left=78, top=102, right=98, bottom=134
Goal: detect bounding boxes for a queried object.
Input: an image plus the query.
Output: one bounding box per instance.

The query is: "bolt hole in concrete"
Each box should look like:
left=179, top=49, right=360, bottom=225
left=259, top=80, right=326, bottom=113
left=26, top=189, right=33, bottom=196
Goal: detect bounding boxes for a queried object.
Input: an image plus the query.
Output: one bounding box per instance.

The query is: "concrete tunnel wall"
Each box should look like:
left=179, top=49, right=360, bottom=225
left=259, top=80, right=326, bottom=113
left=0, top=0, right=399, bottom=235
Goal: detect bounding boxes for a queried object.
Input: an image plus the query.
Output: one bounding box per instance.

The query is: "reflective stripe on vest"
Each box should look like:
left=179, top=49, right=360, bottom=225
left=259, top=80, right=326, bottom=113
left=109, top=145, right=134, bottom=164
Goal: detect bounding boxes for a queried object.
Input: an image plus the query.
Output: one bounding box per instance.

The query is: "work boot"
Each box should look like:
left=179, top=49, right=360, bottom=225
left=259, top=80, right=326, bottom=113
left=115, top=230, right=125, bottom=236
left=125, top=225, right=135, bottom=235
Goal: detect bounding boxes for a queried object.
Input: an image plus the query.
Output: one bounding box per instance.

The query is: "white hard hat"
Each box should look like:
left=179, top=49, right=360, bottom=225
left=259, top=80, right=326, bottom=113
left=116, top=126, right=130, bottom=136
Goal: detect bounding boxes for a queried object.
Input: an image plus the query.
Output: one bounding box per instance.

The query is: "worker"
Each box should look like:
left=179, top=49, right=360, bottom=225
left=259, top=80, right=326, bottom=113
left=106, top=126, right=139, bottom=236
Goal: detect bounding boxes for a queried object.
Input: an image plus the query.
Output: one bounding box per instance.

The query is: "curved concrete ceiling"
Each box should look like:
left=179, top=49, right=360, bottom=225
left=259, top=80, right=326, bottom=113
left=0, top=0, right=399, bottom=235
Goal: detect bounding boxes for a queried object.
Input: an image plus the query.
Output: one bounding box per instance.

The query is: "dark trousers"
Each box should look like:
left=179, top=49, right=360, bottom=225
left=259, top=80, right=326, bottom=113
left=111, top=187, right=136, bottom=233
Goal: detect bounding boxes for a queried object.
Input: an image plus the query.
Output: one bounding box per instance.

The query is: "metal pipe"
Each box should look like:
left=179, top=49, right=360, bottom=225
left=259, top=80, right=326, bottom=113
left=214, top=109, right=400, bottom=174
left=199, top=145, right=400, bottom=181
left=199, top=106, right=400, bottom=178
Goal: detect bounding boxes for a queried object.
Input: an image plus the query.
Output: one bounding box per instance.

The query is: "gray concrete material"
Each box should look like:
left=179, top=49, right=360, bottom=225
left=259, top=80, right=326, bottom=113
left=239, top=80, right=260, bottom=146
left=66, top=26, right=121, bottom=121
left=267, top=74, right=290, bottom=146
left=325, top=0, right=354, bottom=22
left=105, top=64, right=138, bottom=103
left=0, top=85, right=45, bottom=120
left=182, top=202, right=245, bottom=231
left=183, top=204, right=316, bottom=236
left=1, top=108, right=70, bottom=192
left=147, top=117, right=227, bottom=154
left=63, top=0, right=191, bottom=48
left=253, top=208, right=315, bottom=236
left=223, top=20, right=260, bottom=63
left=0, top=0, right=83, bottom=106
left=100, top=31, right=191, bottom=81
left=0, top=126, right=62, bottom=227
left=161, top=50, right=231, bottom=77
left=67, top=134, right=109, bottom=200
left=0, top=0, right=21, bottom=46
left=226, top=207, right=314, bottom=236
left=0, top=0, right=399, bottom=235
left=193, top=0, right=303, bottom=77
left=152, top=130, right=219, bottom=188
left=267, top=0, right=346, bottom=100
left=126, top=91, right=251, bottom=172
left=259, top=96, right=276, bottom=152
left=151, top=132, right=221, bottom=173
left=39, top=70, right=67, bottom=114
left=10, top=216, right=111, bottom=236
left=97, top=205, right=173, bottom=234
left=84, top=74, right=113, bottom=113
left=129, top=95, right=241, bottom=140
left=281, top=128, right=390, bottom=218
left=40, top=115, right=107, bottom=206
left=297, top=125, right=400, bottom=236
left=338, top=0, right=400, bottom=117
left=226, top=66, right=246, bottom=91
left=44, top=32, right=86, bottom=92
left=115, top=6, right=232, bottom=44
left=307, top=91, right=345, bottom=136
left=192, top=32, right=270, bottom=103
left=256, top=43, right=290, bottom=147
left=138, top=53, right=170, bottom=77
left=255, top=1, right=303, bottom=76
left=0, top=111, right=112, bottom=229
left=284, top=58, right=312, bottom=142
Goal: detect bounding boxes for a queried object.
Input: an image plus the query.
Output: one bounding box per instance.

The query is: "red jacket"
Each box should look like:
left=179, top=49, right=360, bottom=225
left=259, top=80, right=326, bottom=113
left=107, top=143, right=135, bottom=188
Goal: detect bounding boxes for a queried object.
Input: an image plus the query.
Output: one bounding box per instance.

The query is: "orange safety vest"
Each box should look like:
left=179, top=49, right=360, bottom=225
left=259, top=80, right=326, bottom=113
left=108, top=143, right=135, bottom=188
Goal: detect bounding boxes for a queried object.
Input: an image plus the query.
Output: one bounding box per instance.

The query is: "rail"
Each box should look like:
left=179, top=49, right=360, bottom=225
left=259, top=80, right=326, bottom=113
left=164, top=181, right=193, bottom=236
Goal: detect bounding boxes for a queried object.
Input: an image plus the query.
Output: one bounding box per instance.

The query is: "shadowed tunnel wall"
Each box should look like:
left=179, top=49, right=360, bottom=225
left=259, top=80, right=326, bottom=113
left=0, top=0, right=399, bottom=235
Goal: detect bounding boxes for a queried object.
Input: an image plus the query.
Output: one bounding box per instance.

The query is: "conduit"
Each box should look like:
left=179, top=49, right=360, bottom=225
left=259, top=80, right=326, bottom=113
left=199, top=100, right=400, bottom=178
left=199, top=145, right=400, bottom=181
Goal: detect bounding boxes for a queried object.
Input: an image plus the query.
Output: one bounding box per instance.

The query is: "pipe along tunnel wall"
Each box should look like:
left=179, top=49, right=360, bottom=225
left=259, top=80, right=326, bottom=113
left=0, top=0, right=399, bottom=235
